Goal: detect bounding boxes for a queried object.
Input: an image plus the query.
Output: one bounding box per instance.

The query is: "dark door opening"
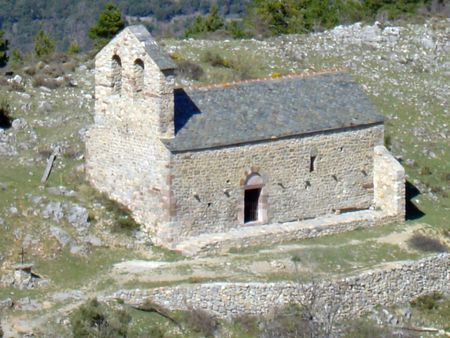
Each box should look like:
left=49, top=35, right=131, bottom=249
left=244, top=188, right=261, bottom=223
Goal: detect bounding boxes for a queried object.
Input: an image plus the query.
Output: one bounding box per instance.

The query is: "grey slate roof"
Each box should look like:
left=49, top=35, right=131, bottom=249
left=164, top=72, right=384, bottom=152
left=128, top=25, right=176, bottom=71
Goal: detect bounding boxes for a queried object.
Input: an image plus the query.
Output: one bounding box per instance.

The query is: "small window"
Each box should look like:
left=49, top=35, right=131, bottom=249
left=111, top=55, right=122, bottom=95
left=310, top=156, right=316, bottom=172
left=133, top=59, right=144, bottom=93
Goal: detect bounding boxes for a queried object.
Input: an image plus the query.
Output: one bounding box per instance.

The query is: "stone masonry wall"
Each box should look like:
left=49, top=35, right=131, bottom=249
left=85, top=28, right=175, bottom=235
left=169, top=125, right=384, bottom=241
left=374, top=145, right=405, bottom=219
left=107, top=254, right=450, bottom=319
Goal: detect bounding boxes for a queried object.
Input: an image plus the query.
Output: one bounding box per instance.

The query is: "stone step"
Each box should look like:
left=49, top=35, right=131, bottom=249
left=174, top=210, right=392, bottom=257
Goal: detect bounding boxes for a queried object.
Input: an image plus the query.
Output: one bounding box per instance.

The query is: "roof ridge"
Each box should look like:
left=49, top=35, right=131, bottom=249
left=187, top=68, right=346, bottom=91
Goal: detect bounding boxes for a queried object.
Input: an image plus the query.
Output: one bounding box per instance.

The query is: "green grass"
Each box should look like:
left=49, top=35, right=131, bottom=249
left=34, top=247, right=141, bottom=290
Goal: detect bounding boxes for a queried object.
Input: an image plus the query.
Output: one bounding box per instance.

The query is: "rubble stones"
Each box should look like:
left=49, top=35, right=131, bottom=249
left=66, top=203, right=89, bottom=231
left=50, top=226, right=73, bottom=247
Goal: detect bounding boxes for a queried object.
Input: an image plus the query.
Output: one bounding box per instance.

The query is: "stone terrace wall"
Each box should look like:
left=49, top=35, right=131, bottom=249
left=169, top=125, right=383, bottom=240
left=107, top=254, right=450, bottom=319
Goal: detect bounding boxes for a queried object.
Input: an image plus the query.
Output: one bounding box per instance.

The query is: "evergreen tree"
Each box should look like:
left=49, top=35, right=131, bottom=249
left=185, top=3, right=224, bottom=38
left=0, top=30, right=9, bottom=67
left=9, top=49, right=23, bottom=71
left=89, top=3, right=125, bottom=49
left=34, top=30, right=55, bottom=58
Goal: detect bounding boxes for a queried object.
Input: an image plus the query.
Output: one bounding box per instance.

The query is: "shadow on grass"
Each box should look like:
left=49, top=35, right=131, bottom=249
left=405, top=180, right=425, bottom=221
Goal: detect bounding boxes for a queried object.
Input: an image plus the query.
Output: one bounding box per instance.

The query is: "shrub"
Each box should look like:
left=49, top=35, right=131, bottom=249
left=42, top=63, right=66, bottom=77
left=32, top=75, right=67, bottom=89
left=10, top=50, right=24, bottom=72
left=71, top=298, right=131, bottom=338
left=175, top=60, right=204, bottom=80
left=98, top=194, right=140, bottom=234
left=233, top=314, right=259, bottom=336
left=182, top=308, right=218, bottom=337
left=67, top=41, right=81, bottom=55
left=343, top=319, right=399, bottom=338
left=9, top=81, right=25, bottom=92
left=0, top=99, right=13, bottom=129
left=443, top=172, right=450, bottom=182
left=23, top=66, right=37, bottom=76
left=408, top=233, right=448, bottom=253
left=0, top=30, right=8, bottom=67
left=226, top=21, right=248, bottom=39
left=410, top=291, right=443, bottom=310
left=259, top=304, right=312, bottom=338
left=34, top=30, right=55, bottom=58
left=420, top=166, right=432, bottom=176
left=384, top=134, right=392, bottom=149
left=202, top=51, right=231, bottom=68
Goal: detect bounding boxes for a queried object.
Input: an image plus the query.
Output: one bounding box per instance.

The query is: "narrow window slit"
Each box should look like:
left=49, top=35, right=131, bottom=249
left=310, top=156, right=316, bottom=172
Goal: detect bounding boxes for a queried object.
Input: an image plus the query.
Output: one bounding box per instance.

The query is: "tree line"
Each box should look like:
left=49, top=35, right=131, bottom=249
left=0, top=0, right=447, bottom=69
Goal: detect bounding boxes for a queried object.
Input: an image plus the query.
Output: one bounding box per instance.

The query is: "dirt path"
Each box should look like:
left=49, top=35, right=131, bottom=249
left=110, top=223, right=425, bottom=285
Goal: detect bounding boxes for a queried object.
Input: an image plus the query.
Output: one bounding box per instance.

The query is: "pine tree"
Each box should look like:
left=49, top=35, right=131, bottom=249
left=34, top=30, right=55, bottom=58
left=0, top=30, right=9, bottom=67
left=89, top=3, right=125, bottom=49
left=185, top=3, right=224, bottom=38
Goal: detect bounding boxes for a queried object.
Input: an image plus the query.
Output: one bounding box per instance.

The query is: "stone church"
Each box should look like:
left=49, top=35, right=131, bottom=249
left=86, top=26, right=405, bottom=250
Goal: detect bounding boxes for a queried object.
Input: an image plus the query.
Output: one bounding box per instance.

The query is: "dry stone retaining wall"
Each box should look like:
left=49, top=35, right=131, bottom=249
left=107, top=254, right=449, bottom=319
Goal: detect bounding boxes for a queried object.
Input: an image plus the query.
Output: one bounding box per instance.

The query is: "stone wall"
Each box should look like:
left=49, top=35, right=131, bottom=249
left=169, top=125, right=384, bottom=240
left=174, top=210, right=401, bottom=256
left=106, top=254, right=450, bottom=319
left=85, top=28, right=175, bottom=235
left=374, top=145, right=405, bottom=219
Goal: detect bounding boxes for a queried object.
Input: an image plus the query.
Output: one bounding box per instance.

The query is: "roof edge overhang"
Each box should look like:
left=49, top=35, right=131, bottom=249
left=163, top=120, right=384, bottom=154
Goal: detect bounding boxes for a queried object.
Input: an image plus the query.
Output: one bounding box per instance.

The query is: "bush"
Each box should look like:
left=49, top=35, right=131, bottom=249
left=408, top=233, right=448, bottom=253
left=23, top=66, right=37, bottom=76
left=34, top=30, right=55, bottom=58
left=0, top=99, right=13, bottom=129
left=202, top=51, right=232, bottom=68
left=343, top=319, right=399, bottom=338
left=0, top=30, right=8, bottom=67
left=98, top=194, right=140, bottom=234
left=9, top=81, right=25, bottom=92
left=175, top=60, right=204, bottom=80
left=410, top=291, right=443, bottom=310
left=182, top=308, right=218, bottom=337
left=32, top=75, right=67, bottom=89
left=67, top=41, right=81, bottom=55
left=420, top=166, right=432, bottom=176
left=384, top=134, right=392, bottom=149
left=233, top=314, right=259, bottom=336
left=259, top=304, right=312, bottom=338
left=71, top=298, right=131, bottom=338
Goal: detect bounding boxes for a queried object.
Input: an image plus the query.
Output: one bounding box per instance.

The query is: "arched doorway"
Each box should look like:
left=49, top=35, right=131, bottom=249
left=241, top=173, right=268, bottom=224
left=245, top=188, right=261, bottom=222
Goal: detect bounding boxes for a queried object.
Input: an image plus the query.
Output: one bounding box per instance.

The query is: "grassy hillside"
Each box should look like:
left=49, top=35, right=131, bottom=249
left=0, top=18, right=449, bottom=336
